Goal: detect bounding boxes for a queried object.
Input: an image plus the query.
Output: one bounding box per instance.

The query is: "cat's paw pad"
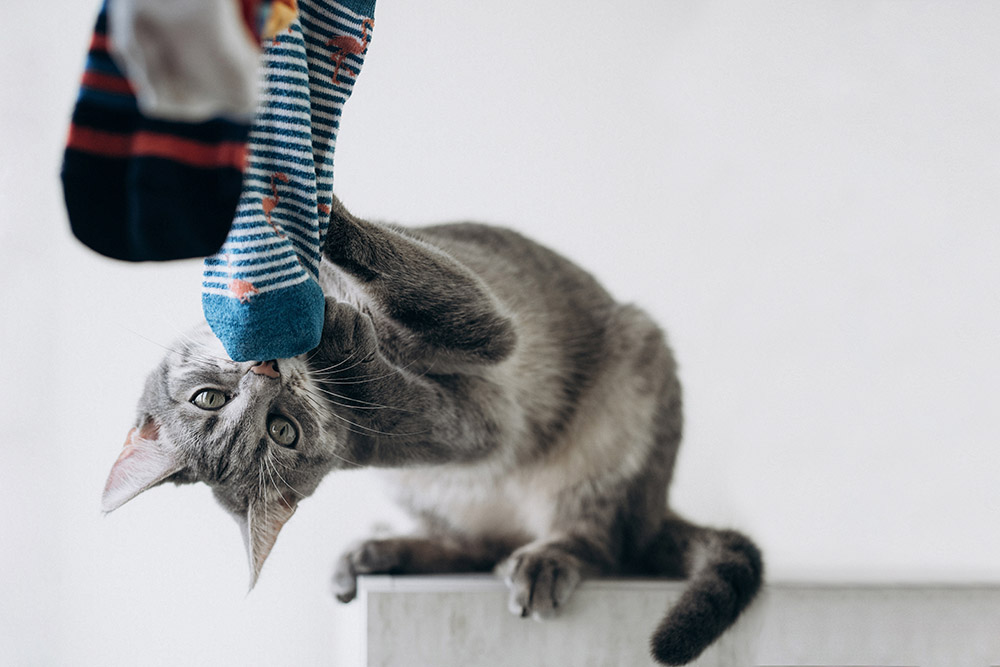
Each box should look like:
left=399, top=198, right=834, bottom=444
left=331, top=538, right=407, bottom=603
left=500, top=546, right=582, bottom=621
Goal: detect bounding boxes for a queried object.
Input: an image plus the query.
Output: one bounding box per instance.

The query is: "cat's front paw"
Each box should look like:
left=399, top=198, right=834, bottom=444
left=331, top=538, right=407, bottom=603
left=312, top=299, right=378, bottom=371
left=499, top=544, right=583, bottom=621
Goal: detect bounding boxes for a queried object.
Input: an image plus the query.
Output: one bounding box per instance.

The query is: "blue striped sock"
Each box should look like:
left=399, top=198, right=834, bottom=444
left=202, top=0, right=375, bottom=362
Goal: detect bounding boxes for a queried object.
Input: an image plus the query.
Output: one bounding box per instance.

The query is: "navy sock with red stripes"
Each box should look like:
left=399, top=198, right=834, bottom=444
left=62, top=3, right=251, bottom=261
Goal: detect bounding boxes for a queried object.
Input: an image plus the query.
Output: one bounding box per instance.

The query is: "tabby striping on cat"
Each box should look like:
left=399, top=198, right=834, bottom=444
left=103, top=197, right=762, bottom=665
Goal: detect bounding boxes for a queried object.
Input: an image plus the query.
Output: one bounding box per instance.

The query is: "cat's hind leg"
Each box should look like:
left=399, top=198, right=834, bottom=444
left=332, top=535, right=506, bottom=603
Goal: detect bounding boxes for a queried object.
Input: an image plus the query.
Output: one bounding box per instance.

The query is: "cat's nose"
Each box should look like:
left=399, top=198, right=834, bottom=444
left=250, top=360, right=280, bottom=378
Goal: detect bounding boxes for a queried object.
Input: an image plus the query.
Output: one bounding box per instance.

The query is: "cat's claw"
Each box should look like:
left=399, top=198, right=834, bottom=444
left=500, top=546, right=582, bottom=621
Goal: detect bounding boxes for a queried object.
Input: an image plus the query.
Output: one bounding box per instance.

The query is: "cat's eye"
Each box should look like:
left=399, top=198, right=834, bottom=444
left=268, top=415, right=298, bottom=447
left=191, top=389, right=227, bottom=410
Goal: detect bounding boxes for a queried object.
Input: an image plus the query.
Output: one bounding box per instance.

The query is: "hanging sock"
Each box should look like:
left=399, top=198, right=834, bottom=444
left=201, top=0, right=375, bottom=362
left=61, top=0, right=263, bottom=262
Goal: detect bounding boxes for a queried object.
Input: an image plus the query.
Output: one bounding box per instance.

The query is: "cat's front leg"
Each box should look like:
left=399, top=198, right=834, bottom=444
left=323, top=197, right=516, bottom=366
left=332, top=536, right=503, bottom=602
left=309, top=298, right=422, bottom=423
left=310, top=299, right=379, bottom=372
left=309, top=298, right=503, bottom=465
left=497, top=535, right=614, bottom=620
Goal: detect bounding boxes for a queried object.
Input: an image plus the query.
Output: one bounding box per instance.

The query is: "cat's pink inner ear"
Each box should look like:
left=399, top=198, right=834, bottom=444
left=138, top=419, right=159, bottom=441
left=101, top=420, right=182, bottom=513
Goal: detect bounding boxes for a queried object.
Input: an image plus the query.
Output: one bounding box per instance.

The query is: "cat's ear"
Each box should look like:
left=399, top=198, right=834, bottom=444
left=240, top=493, right=298, bottom=589
left=101, top=419, right=184, bottom=513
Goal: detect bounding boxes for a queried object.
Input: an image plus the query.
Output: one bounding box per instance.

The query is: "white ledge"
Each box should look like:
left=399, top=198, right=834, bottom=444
left=356, top=575, right=1000, bottom=667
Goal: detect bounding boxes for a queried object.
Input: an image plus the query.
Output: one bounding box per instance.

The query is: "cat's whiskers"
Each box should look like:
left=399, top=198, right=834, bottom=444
left=298, top=376, right=427, bottom=437
left=308, top=342, right=431, bottom=381
left=306, top=345, right=351, bottom=368
left=328, top=448, right=364, bottom=468
left=167, top=325, right=233, bottom=365
left=314, top=353, right=428, bottom=386
left=299, top=389, right=327, bottom=415
left=321, top=396, right=390, bottom=412
left=127, top=322, right=234, bottom=367
left=261, top=454, right=279, bottom=498
left=310, top=385, right=415, bottom=413
left=306, top=346, right=367, bottom=375
left=256, top=459, right=271, bottom=527
left=263, top=453, right=301, bottom=509
left=285, top=387, right=367, bottom=468
left=189, top=352, right=232, bottom=369
left=122, top=326, right=217, bottom=366
left=326, top=409, right=429, bottom=439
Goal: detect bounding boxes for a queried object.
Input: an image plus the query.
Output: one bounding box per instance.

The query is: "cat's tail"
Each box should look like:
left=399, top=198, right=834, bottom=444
left=642, top=516, right=763, bottom=665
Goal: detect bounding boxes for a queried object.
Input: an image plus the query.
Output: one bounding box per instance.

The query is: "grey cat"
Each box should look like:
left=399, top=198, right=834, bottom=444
left=102, top=197, right=762, bottom=665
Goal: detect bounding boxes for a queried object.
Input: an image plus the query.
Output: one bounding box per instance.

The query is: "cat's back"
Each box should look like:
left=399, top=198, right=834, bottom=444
left=378, top=222, right=681, bottom=541
left=404, top=222, right=671, bottom=460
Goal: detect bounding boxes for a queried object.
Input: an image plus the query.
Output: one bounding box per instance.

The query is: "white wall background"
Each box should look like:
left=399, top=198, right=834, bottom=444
left=2, top=1, right=998, bottom=665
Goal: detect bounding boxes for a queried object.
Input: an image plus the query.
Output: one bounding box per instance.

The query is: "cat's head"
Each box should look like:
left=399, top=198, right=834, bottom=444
left=102, top=324, right=343, bottom=587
